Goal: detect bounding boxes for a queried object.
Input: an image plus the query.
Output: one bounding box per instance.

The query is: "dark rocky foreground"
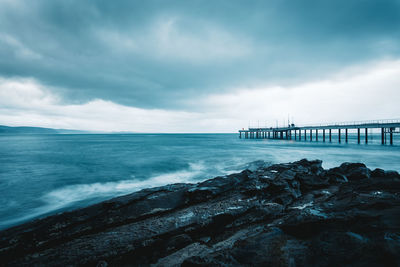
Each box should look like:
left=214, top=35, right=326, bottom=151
left=1, top=159, right=400, bottom=266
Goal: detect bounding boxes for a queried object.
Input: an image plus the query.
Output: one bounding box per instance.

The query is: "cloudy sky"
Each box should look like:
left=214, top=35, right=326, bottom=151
left=0, top=0, right=399, bottom=132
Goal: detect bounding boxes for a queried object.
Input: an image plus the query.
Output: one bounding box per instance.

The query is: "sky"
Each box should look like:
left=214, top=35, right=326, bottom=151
left=0, top=0, right=399, bottom=132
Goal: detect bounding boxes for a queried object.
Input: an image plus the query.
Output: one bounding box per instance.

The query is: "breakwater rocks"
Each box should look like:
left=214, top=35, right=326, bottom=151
left=1, top=159, right=400, bottom=266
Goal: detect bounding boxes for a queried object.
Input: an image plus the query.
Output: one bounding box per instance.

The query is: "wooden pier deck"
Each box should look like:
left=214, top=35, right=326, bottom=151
left=239, top=119, right=400, bottom=145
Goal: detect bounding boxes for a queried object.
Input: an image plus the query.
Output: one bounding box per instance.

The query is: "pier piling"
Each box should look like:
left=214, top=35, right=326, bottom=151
left=390, top=128, right=393, bottom=145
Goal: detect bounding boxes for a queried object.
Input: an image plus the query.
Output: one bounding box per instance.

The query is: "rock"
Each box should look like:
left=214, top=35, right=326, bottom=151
left=371, top=168, right=386, bottom=178
left=329, top=162, right=371, bottom=180
left=0, top=159, right=399, bottom=266
left=166, top=234, right=192, bottom=251
left=327, top=172, right=349, bottom=183
left=385, top=170, right=400, bottom=179
left=96, top=260, right=108, bottom=267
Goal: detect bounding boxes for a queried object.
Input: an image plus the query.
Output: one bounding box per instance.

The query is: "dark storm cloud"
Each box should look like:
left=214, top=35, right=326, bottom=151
left=0, top=0, right=399, bottom=108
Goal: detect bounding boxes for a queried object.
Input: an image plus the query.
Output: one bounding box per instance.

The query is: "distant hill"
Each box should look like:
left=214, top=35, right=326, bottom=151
left=0, top=125, right=87, bottom=134
left=0, top=125, right=58, bottom=134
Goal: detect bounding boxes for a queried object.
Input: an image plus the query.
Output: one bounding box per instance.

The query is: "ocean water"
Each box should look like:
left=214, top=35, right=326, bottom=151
left=0, top=133, right=399, bottom=230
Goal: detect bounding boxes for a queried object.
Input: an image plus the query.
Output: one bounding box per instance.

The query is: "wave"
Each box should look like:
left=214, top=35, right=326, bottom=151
left=0, top=162, right=208, bottom=230
left=42, top=162, right=207, bottom=208
left=0, top=162, right=209, bottom=230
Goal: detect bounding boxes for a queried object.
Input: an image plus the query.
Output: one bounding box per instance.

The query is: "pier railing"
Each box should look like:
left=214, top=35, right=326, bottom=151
left=248, top=118, right=400, bottom=129
left=297, top=118, right=400, bottom=128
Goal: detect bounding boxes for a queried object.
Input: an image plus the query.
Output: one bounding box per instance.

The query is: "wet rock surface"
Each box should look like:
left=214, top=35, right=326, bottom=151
left=1, top=159, right=400, bottom=266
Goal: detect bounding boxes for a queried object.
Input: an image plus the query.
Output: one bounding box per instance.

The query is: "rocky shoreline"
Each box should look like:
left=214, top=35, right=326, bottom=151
left=1, top=159, right=399, bottom=266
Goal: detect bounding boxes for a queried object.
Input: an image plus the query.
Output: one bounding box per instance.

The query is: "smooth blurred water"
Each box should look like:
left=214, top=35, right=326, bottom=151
left=0, top=133, right=399, bottom=229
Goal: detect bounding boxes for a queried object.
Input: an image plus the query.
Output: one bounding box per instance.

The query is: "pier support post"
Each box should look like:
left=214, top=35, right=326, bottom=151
left=365, top=128, right=368, bottom=144
left=310, top=129, right=312, bottom=141
left=295, top=130, right=297, bottom=140
left=390, top=128, right=393, bottom=145
left=381, top=128, right=384, bottom=145
left=304, top=130, right=307, bottom=141
left=345, top=129, right=348, bottom=143
left=299, top=130, right=301, bottom=140
left=339, top=129, right=341, bottom=143
left=329, top=129, right=332, bottom=142
left=385, top=129, right=387, bottom=144
left=316, top=129, right=318, bottom=141
left=323, top=129, right=325, bottom=142
left=357, top=128, right=360, bottom=144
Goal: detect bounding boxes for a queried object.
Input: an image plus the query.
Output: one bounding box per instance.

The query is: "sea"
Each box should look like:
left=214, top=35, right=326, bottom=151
left=1, top=133, right=399, bottom=230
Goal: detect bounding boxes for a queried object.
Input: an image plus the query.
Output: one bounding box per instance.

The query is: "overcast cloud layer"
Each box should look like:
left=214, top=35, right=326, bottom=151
left=1, top=0, right=399, bottom=132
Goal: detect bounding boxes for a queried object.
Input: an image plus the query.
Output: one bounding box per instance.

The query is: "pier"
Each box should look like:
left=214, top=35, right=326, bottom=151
left=239, top=119, right=400, bottom=145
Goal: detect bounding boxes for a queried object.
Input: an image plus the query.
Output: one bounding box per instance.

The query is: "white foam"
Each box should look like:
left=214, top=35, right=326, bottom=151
left=42, top=162, right=207, bottom=210
left=0, top=162, right=208, bottom=230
